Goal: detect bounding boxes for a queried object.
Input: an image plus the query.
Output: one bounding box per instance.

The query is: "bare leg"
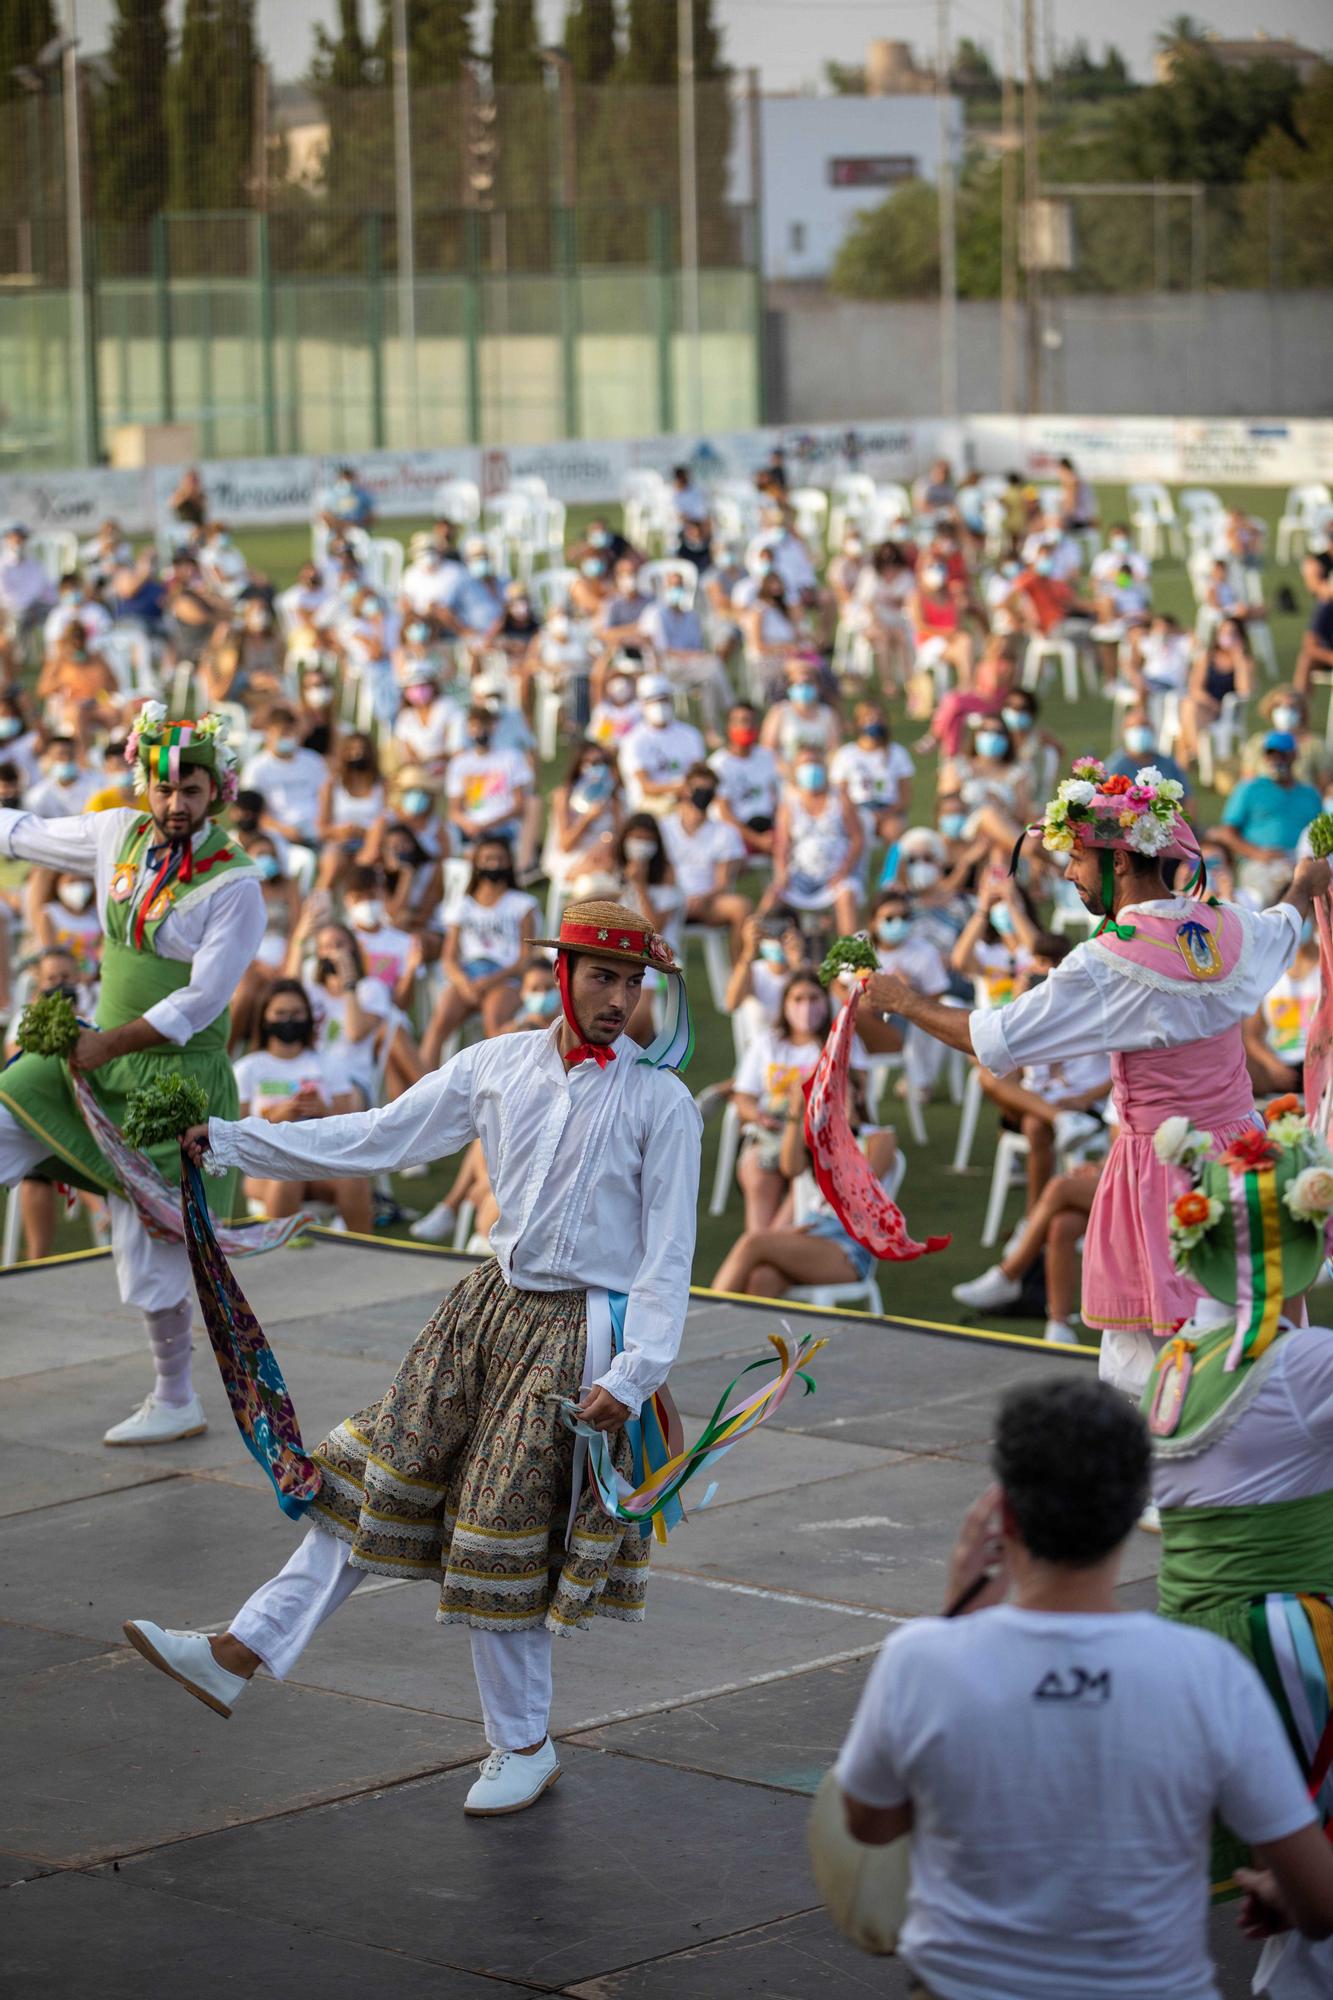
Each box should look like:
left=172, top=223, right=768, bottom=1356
left=480, top=984, right=521, bottom=1037
left=421, top=988, right=473, bottom=1070
left=20, top=1179, right=55, bottom=1260
left=1022, top=1111, right=1055, bottom=1208
left=715, top=1226, right=860, bottom=1296
left=1046, top=1210, right=1087, bottom=1324
left=737, top=1150, right=785, bottom=1232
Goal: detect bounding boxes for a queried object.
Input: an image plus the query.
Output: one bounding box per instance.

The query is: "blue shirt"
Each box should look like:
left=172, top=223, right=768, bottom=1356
left=444, top=572, right=508, bottom=634
left=1106, top=749, right=1191, bottom=799
left=1222, top=775, right=1322, bottom=854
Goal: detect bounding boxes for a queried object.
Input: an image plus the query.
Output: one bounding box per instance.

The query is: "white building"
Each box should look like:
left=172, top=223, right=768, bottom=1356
left=737, top=93, right=965, bottom=283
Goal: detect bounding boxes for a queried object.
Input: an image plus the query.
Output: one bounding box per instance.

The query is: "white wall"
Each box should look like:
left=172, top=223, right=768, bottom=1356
left=755, top=95, right=964, bottom=283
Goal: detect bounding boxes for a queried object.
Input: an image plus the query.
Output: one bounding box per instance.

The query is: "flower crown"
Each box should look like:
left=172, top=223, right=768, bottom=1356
left=126, top=702, right=240, bottom=806
left=1039, top=757, right=1186, bottom=859
left=1156, top=1098, right=1333, bottom=1271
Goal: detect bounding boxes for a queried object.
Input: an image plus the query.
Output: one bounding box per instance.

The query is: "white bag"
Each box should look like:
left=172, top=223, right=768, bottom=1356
left=806, top=1766, right=911, bottom=1956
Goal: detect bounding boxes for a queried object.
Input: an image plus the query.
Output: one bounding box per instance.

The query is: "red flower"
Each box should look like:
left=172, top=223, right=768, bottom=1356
left=1218, top=1127, right=1277, bottom=1172
left=1264, top=1094, right=1302, bottom=1125
left=1099, top=773, right=1134, bottom=796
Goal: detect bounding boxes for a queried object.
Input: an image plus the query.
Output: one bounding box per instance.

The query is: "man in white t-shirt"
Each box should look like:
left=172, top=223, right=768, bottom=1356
left=445, top=705, right=533, bottom=861
left=835, top=1378, right=1333, bottom=1999
left=660, top=764, right=750, bottom=955
left=709, top=700, right=780, bottom=858
left=241, top=706, right=327, bottom=846
left=619, top=674, right=705, bottom=815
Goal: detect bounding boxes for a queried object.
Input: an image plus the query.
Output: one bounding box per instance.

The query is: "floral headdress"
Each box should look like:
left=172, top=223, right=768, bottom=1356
left=126, top=702, right=240, bottom=816
left=1155, top=1098, right=1333, bottom=1371
left=1036, top=758, right=1201, bottom=874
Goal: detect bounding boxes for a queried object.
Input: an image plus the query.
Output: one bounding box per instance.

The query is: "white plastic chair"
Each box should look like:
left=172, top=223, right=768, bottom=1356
left=508, top=476, right=549, bottom=502
left=1022, top=634, right=1087, bottom=703
left=622, top=471, right=671, bottom=554
left=828, top=474, right=877, bottom=550
left=1179, top=489, right=1226, bottom=557
left=1276, top=484, right=1332, bottom=565
left=1, top=1186, right=23, bottom=1267
left=528, top=568, right=577, bottom=619
left=638, top=557, right=699, bottom=606
left=101, top=626, right=158, bottom=697
left=789, top=486, right=829, bottom=552
left=433, top=478, right=481, bottom=526
left=861, top=1050, right=928, bottom=1145
left=786, top=1167, right=896, bottom=1313
left=981, top=1131, right=1031, bottom=1247
left=684, top=923, right=732, bottom=1013
left=1127, top=482, right=1181, bottom=560
left=366, top=537, right=405, bottom=598
left=30, top=529, right=78, bottom=584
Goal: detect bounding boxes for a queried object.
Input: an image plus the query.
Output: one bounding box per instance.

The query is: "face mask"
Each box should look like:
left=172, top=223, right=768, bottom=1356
left=795, top=763, right=826, bottom=793
left=688, top=786, right=715, bottom=812
left=589, top=529, right=610, bottom=549
left=305, top=684, right=333, bottom=709
left=624, top=836, right=658, bottom=862
left=728, top=724, right=757, bottom=748
left=1001, top=708, right=1033, bottom=734
left=265, top=1018, right=310, bottom=1046
left=469, top=728, right=493, bottom=749
left=0, top=717, right=21, bottom=740
left=1034, top=555, right=1054, bottom=577
left=339, top=578, right=360, bottom=602
left=581, top=557, right=604, bottom=580
left=758, top=939, right=785, bottom=965
left=55, top=761, right=80, bottom=784
left=790, top=684, right=818, bottom=707
left=1273, top=706, right=1301, bottom=731
left=577, top=765, right=613, bottom=800
left=645, top=700, right=674, bottom=726
left=255, top=853, right=282, bottom=881
left=607, top=678, right=634, bottom=704
left=348, top=898, right=382, bottom=927
left=991, top=905, right=1015, bottom=936
left=860, top=723, right=888, bottom=745
left=906, top=859, right=940, bottom=890
left=787, top=998, right=828, bottom=1033
left=0, top=791, right=22, bottom=809
left=58, top=881, right=94, bottom=911
left=922, top=566, right=947, bottom=590
left=406, top=621, right=431, bottom=645
left=467, top=558, right=490, bottom=579
left=1125, top=724, right=1155, bottom=755
left=527, top=987, right=560, bottom=1017
left=1110, top=534, right=1130, bottom=554
left=548, top=614, right=570, bottom=640
left=44, top=981, right=80, bottom=1004
left=401, top=788, right=431, bottom=816
left=845, top=539, right=862, bottom=556
left=976, top=734, right=1008, bottom=760
left=275, top=735, right=298, bottom=757
left=940, top=812, right=967, bottom=840
left=474, top=865, right=512, bottom=885
left=664, top=586, right=688, bottom=609
left=877, top=917, right=909, bottom=945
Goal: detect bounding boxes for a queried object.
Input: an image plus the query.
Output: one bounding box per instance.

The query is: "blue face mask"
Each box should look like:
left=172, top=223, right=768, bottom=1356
left=1001, top=708, right=1033, bottom=734
left=530, top=987, right=560, bottom=1016
left=0, top=717, right=21, bottom=740
left=401, top=788, right=431, bottom=816
left=795, top=763, right=826, bottom=793
left=577, top=765, right=613, bottom=801
left=406, top=621, right=431, bottom=645
left=255, top=853, right=281, bottom=881
left=1034, top=555, right=1054, bottom=576
left=991, top=904, right=1015, bottom=936
left=664, top=586, right=688, bottom=609
left=877, top=917, right=909, bottom=945
left=940, top=811, right=967, bottom=839
left=467, top=558, right=490, bottom=579
left=976, top=733, right=1008, bottom=760
left=581, top=556, right=605, bottom=579
left=790, top=684, right=818, bottom=707
left=758, top=938, right=786, bottom=965
left=55, top=761, right=80, bottom=783
left=1125, top=725, right=1155, bottom=755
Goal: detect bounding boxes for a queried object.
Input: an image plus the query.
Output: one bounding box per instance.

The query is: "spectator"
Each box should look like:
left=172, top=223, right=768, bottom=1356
left=321, top=463, right=375, bottom=533
left=871, top=886, right=950, bottom=1098
left=233, top=979, right=372, bottom=1234
left=445, top=703, right=534, bottom=865
left=730, top=969, right=834, bottom=1231
left=316, top=733, right=385, bottom=890
left=591, top=558, right=652, bottom=689
left=951, top=877, right=1040, bottom=1010
left=847, top=540, right=915, bottom=694
left=619, top=675, right=705, bottom=815
left=1243, top=919, right=1321, bottom=1098
left=1218, top=731, right=1322, bottom=904
left=43, top=571, right=110, bottom=653
left=660, top=764, right=750, bottom=958
left=35, top=621, right=119, bottom=749
left=421, top=836, right=538, bottom=1064
left=298, top=918, right=420, bottom=1104
left=1105, top=707, right=1191, bottom=797
left=739, top=570, right=801, bottom=696
left=400, top=538, right=459, bottom=622
left=25, top=737, right=99, bottom=818
left=831, top=703, right=914, bottom=852
left=161, top=552, right=229, bottom=672
left=954, top=1165, right=1100, bottom=1345
left=1238, top=686, right=1330, bottom=791
left=769, top=748, right=862, bottom=940
left=375, top=819, right=445, bottom=936
left=500, top=956, right=561, bottom=1034
left=29, top=867, right=103, bottom=983
left=612, top=812, right=685, bottom=1042
left=242, top=706, right=328, bottom=849
left=438, top=538, right=507, bottom=661
left=760, top=659, right=843, bottom=780
left=639, top=567, right=731, bottom=728
left=542, top=739, right=623, bottom=895
left=1293, top=551, right=1333, bottom=696
left=1055, top=454, right=1096, bottom=533
left=1125, top=610, right=1191, bottom=702
left=0, top=523, right=54, bottom=639
left=833, top=1379, right=1333, bottom=1995
left=1176, top=617, right=1254, bottom=769
left=391, top=657, right=457, bottom=781
left=724, top=910, right=808, bottom=1029
left=906, top=557, right=974, bottom=708
left=587, top=664, right=642, bottom=750
left=83, top=736, right=139, bottom=814
left=709, top=700, right=780, bottom=859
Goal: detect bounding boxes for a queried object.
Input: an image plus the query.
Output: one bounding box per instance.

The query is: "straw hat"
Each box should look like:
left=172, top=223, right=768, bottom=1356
left=531, top=897, right=682, bottom=972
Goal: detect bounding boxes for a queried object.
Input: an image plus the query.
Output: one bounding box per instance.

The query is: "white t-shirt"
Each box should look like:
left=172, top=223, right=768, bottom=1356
left=708, top=744, right=780, bottom=823
left=1139, top=629, right=1192, bottom=692
left=734, top=1030, right=824, bottom=1117
left=393, top=697, right=459, bottom=769
left=312, top=976, right=393, bottom=1095
left=1260, top=961, right=1320, bottom=1064
left=837, top=1607, right=1314, bottom=2000
left=241, top=748, right=328, bottom=839
left=232, top=1045, right=342, bottom=1117
left=25, top=771, right=101, bottom=818
left=831, top=739, right=914, bottom=810
left=445, top=747, right=530, bottom=830
left=588, top=696, right=642, bottom=748
left=660, top=813, right=745, bottom=900
left=620, top=719, right=706, bottom=810
left=347, top=920, right=415, bottom=995
left=1092, top=547, right=1151, bottom=588
left=877, top=936, right=949, bottom=998
left=445, top=888, right=537, bottom=969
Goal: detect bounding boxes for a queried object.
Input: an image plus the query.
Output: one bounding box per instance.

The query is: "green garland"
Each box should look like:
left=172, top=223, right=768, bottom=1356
left=123, top=1075, right=209, bottom=1150
left=818, top=933, right=878, bottom=988
left=15, top=990, right=80, bottom=1058
left=1309, top=813, right=1333, bottom=861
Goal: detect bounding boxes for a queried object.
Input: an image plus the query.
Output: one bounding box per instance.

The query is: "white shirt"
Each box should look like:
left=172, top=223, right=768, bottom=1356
left=393, top=697, right=459, bottom=769
left=401, top=554, right=462, bottom=616
left=620, top=719, right=706, bottom=810
left=1155, top=1320, right=1333, bottom=1509
left=0, top=806, right=265, bottom=1046
left=0, top=552, right=52, bottom=618
left=837, top=1607, right=1315, bottom=2000
left=660, top=813, right=745, bottom=900
left=748, top=530, right=815, bottom=598
left=241, top=748, right=328, bottom=840
left=312, top=976, right=393, bottom=1095
left=43, top=598, right=111, bottom=649
left=348, top=920, right=416, bottom=995
left=446, top=746, right=530, bottom=830
left=445, top=888, right=537, bottom=967
left=877, top=936, right=949, bottom=998
left=24, top=770, right=101, bottom=818
left=970, top=897, right=1301, bottom=1080
left=233, top=1046, right=343, bottom=1117
left=207, top=1022, right=702, bottom=1415
left=709, top=744, right=779, bottom=822
left=1092, top=546, right=1151, bottom=587
left=831, top=739, right=914, bottom=809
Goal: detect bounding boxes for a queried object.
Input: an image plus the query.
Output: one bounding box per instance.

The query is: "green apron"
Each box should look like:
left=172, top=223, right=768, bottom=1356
left=0, top=818, right=251, bottom=1221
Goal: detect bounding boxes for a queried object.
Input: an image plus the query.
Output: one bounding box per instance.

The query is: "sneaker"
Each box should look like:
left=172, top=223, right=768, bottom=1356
left=1138, top=1502, right=1162, bottom=1535
left=1054, top=1109, right=1102, bottom=1155
left=951, top=1265, right=1022, bottom=1311
left=103, top=1393, right=207, bottom=1447
left=122, top=1619, right=249, bottom=1718
left=409, top=1200, right=456, bottom=1243
left=1043, top=1318, right=1080, bottom=1346
left=463, top=1737, right=561, bottom=1817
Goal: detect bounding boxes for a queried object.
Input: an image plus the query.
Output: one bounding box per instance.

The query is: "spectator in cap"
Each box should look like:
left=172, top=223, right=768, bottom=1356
left=1215, top=731, right=1323, bottom=905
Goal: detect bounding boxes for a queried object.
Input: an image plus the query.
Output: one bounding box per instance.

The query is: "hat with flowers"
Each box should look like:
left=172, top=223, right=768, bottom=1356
left=1035, top=758, right=1202, bottom=875
left=125, top=702, right=240, bottom=817
left=1153, top=1097, right=1333, bottom=1378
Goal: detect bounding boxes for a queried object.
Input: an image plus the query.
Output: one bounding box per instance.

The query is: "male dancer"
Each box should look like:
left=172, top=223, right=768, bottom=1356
left=124, top=901, right=703, bottom=1818
left=865, top=760, right=1331, bottom=1394
left=0, top=705, right=262, bottom=1443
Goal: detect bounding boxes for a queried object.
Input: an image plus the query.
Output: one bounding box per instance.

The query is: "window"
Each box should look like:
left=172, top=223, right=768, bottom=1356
left=788, top=221, right=807, bottom=254
left=828, top=156, right=917, bottom=188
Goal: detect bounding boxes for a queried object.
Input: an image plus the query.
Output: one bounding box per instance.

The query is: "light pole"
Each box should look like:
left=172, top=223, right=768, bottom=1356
left=390, top=0, right=419, bottom=440
left=677, top=0, right=703, bottom=433
left=935, top=0, right=958, bottom=419
left=57, top=6, right=98, bottom=464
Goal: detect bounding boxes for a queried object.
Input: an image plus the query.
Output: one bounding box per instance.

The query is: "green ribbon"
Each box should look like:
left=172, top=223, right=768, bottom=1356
left=1092, top=914, right=1137, bottom=941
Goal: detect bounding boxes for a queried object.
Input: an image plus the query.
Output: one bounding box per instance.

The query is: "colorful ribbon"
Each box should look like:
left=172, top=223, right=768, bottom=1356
left=1224, top=1163, right=1285, bottom=1373
left=557, top=1325, right=826, bottom=1536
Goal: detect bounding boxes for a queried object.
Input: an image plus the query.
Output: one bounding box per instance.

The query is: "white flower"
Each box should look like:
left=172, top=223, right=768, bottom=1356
left=1154, top=1117, right=1196, bottom=1167
left=1157, top=778, right=1184, bottom=804
left=1284, top=1165, right=1333, bottom=1222
left=1133, top=766, right=1165, bottom=789
left=138, top=699, right=167, bottom=728
left=1061, top=779, right=1096, bottom=807
left=1129, top=813, right=1171, bottom=855
left=1267, top=1112, right=1311, bottom=1151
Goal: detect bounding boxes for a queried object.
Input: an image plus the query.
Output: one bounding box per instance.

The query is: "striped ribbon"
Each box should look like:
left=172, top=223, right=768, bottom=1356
left=1248, top=1593, right=1333, bottom=1822
left=634, top=966, right=694, bottom=1074
left=1224, top=1164, right=1285, bottom=1373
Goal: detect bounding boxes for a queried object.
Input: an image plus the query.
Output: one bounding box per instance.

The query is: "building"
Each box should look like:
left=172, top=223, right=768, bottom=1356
left=1153, top=32, right=1326, bottom=85
left=735, top=93, right=965, bottom=284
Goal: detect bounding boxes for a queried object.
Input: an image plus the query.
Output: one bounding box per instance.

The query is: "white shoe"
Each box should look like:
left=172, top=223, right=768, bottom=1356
left=463, top=1737, right=560, bottom=1816
left=409, top=1200, right=455, bottom=1243
left=122, top=1619, right=249, bottom=1718
left=1138, top=1501, right=1162, bottom=1535
left=1054, top=1109, right=1102, bottom=1155
left=951, top=1265, right=1022, bottom=1310
left=103, top=1392, right=207, bottom=1447
left=1044, top=1318, right=1080, bottom=1346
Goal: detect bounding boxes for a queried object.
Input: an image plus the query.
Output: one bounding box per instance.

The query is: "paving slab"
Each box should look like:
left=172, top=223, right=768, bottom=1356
left=563, top=1909, right=903, bottom=1998
left=4, top=1645, right=484, bottom=1868
left=274, top=1564, right=898, bottom=1734
left=3, top=1871, right=545, bottom=2000
left=117, top=1747, right=824, bottom=1990
left=0, top=1619, right=117, bottom=1682
left=0, top=1439, right=181, bottom=1519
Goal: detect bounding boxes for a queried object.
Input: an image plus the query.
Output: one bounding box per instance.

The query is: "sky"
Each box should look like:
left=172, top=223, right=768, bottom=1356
left=72, top=0, right=1331, bottom=92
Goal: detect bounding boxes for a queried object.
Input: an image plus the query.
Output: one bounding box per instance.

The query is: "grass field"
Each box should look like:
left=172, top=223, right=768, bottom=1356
left=21, top=482, right=1333, bottom=1335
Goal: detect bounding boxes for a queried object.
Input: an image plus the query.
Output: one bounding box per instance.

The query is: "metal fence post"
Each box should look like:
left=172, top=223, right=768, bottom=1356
left=255, top=211, right=277, bottom=456
left=653, top=204, right=674, bottom=436
left=557, top=206, right=580, bottom=439
left=464, top=208, right=483, bottom=445
left=366, top=212, right=386, bottom=449
left=152, top=212, right=174, bottom=422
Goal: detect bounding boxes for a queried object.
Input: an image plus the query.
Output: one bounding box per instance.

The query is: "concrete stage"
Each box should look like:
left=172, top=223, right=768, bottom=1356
left=2, top=1237, right=1255, bottom=1997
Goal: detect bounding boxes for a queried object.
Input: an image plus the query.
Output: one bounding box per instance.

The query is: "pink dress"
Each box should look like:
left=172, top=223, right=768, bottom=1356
left=1081, top=908, right=1259, bottom=1336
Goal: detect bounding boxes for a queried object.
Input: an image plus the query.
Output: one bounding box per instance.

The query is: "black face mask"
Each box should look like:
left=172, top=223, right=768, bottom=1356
left=861, top=725, right=888, bottom=745
left=344, top=753, right=373, bottom=772
left=0, top=791, right=22, bottom=810
left=475, top=865, right=512, bottom=884
left=265, top=1018, right=311, bottom=1046
left=689, top=787, right=716, bottom=811
left=315, top=956, right=339, bottom=980
left=234, top=812, right=260, bottom=834
left=43, top=982, right=81, bottom=1004
left=469, top=730, right=493, bottom=749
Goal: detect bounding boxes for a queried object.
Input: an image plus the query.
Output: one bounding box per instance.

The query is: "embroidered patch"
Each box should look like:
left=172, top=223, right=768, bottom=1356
left=1175, top=920, right=1222, bottom=979
left=1148, top=1339, right=1195, bottom=1437
left=110, top=861, right=137, bottom=902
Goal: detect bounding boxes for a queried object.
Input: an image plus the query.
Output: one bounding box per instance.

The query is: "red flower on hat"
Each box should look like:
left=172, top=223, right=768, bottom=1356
left=647, top=932, right=673, bottom=967
left=1264, top=1094, right=1303, bottom=1125
left=1099, top=772, right=1134, bottom=796
left=1217, top=1127, right=1277, bottom=1173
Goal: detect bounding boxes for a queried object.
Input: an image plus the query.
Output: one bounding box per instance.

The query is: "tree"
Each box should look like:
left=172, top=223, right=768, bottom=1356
left=94, top=0, right=170, bottom=230
left=564, top=0, right=617, bottom=86
left=830, top=167, right=1002, bottom=300
left=1156, top=14, right=1211, bottom=54
left=167, top=0, right=256, bottom=214
left=490, top=0, right=541, bottom=84
left=823, top=59, right=867, bottom=95
left=951, top=37, right=999, bottom=101
left=374, top=0, right=473, bottom=86
left=309, top=0, right=384, bottom=210
left=620, top=0, right=721, bottom=85
left=1114, top=49, right=1300, bottom=184
left=0, top=0, right=56, bottom=107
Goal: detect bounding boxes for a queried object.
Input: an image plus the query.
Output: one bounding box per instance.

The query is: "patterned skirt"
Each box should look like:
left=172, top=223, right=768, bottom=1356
left=309, top=1258, right=650, bottom=1636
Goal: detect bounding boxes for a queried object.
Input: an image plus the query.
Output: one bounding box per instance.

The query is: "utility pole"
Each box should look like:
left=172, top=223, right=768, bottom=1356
left=999, top=0, right=1019, bottom=412
left=391, top=0, right=419, bottom=439
left=62, top=0, right=97, bottom=464
left=677, top=0, right=703, bottom=433
left=935, top=0, right=958, bottom=418
left=1021, top=0, right=1042, bottom=414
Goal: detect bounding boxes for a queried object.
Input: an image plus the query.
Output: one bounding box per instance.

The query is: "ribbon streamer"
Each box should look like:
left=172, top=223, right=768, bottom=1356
left=1304, top=894, right=1333, bottom=1151
left=559, top=1325, right=826, bottom=1534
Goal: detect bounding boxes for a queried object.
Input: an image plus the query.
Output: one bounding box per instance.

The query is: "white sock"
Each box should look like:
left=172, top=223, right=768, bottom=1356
left=145, top=1297, right=194, bottom=1407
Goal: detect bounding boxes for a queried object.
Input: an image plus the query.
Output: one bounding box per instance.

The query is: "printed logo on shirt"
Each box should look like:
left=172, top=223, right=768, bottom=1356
left=1033, top=1667, right=1112, bottom=1705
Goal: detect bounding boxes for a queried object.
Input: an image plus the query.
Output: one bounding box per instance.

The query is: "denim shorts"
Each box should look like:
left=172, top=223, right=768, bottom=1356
left=802, top=1211, right=874, bottom=1282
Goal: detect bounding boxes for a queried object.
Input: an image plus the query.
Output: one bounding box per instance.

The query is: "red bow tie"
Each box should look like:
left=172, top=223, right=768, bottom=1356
left=565, top=1042, right=616, bottom=1070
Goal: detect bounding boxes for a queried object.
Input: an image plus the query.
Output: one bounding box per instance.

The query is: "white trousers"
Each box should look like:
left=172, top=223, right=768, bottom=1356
left=229, top=1524, right=555, bottom=1751
left=0, top=1103, right=190, bottom=1311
